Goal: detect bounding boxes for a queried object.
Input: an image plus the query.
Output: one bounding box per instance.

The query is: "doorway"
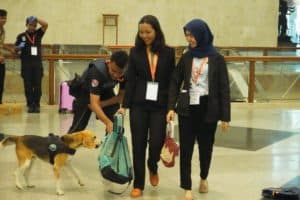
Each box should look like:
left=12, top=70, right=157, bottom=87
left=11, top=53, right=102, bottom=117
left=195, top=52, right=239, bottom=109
left=278, top=0, right=298, bottom=45
left=287, top=2, right=300, bottom=43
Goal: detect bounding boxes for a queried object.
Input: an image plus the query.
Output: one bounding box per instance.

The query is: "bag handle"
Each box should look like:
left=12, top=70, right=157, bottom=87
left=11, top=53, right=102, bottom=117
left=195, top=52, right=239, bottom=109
left=113, top=113, right=124, bottom=135
left=167, top=121, right=175, bottom=138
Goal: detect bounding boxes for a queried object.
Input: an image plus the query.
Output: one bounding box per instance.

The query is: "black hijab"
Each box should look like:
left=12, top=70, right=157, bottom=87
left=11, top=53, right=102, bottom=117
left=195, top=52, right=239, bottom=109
left=184, top=19, right=218, bottom=58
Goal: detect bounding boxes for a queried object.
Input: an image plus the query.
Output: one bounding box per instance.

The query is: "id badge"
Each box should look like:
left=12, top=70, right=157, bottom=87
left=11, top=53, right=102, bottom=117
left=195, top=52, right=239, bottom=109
left=31, top=46, right=37, bottom=56
left=146, top=81, right=159, bottom=101
left=189, top=90, right=201, bottom=105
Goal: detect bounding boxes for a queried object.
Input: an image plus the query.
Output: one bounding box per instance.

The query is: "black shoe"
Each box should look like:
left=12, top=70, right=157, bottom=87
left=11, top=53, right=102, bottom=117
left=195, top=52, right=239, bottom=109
left=27, top=106, right=34, bottom=113
left=33, top=105, right=40, bottom=113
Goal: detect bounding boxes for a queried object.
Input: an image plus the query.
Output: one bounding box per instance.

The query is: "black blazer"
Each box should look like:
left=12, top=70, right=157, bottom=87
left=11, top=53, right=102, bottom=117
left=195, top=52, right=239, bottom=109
left=122, top=46, right=175, bottom=109
left=168, top=51, right=231, bottom=122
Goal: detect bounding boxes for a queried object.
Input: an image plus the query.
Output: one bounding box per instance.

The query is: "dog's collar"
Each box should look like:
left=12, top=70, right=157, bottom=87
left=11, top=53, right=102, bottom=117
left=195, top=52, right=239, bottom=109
left=60, top=135, right=84, bottom=149
left=65, top=147, right=76, bottom=155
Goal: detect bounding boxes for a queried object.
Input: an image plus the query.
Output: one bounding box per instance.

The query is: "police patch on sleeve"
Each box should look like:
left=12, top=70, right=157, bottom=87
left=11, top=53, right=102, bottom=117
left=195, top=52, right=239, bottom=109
left=91, top=79, right=99, bottom=87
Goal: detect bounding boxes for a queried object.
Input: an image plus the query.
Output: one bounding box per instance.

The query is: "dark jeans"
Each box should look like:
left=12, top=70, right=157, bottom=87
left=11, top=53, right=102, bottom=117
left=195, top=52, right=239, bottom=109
left=129, top=105, right=167, bottom=190
left=68, top=100, right=119, bottom=133
left=0, top=63, right=5, bottom=104
left=178, top=100, right=217, bottom=190
left=21, top=65, right=43, bottom=107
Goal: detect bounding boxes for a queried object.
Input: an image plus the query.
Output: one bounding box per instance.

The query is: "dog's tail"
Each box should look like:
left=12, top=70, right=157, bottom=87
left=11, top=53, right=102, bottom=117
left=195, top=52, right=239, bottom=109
left=0, top=133, right=18, bottom=149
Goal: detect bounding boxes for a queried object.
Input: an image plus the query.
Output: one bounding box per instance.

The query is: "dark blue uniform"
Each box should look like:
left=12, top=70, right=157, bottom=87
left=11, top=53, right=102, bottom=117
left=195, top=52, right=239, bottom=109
left=15, top=28, right=45, bottom=112
left=68, top=59, right=124, bottom=133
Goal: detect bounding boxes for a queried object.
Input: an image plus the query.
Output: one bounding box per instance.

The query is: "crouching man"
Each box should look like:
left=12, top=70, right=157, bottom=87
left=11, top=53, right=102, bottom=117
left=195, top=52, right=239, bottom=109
left=68, top=50, right=128, bottom=133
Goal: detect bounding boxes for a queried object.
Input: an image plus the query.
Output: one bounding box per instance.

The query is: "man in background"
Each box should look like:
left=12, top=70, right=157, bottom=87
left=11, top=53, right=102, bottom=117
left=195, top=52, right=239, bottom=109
left=15, top=16, right=48, bottom=113
left=0, top=9, right=14, bottom=104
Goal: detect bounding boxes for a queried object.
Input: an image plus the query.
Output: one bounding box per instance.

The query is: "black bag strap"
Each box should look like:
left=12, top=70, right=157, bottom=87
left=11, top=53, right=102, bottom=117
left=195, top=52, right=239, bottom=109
left=106, top=141, right=132, bottom=195
left=90, top=59, right=110, bottom=82
left=107, top=143, right=131, bottom=195
left=79, top=59, right=107, bottom=84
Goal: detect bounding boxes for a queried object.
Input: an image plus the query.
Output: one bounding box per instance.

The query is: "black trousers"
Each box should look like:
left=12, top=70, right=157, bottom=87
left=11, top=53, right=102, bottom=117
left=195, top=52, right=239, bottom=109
left=0, top=63, right=5, bottom=104
left=178, top=98, right=217, bottom=190
left=68, top=100, right=119, bottom=133
left=129, top=105, right=167, bottom=190
left=21, top=65, right=43, bottom=107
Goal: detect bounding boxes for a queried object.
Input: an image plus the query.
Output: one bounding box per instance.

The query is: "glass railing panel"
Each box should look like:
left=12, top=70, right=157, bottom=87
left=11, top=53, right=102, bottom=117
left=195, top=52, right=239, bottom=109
left=218, top=47, right=300, bottom=57
left=4, top=48, right=300, bottom=105
left=52, top=44, right=111, bottom=54
left=254, top=61, right=300, bottom=101
left=226, top=61, right=249, bottom=102
left=226, top=60, right=300, bottom=102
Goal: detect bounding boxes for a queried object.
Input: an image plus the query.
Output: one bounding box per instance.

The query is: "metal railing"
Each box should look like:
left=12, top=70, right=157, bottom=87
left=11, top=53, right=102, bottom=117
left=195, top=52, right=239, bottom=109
left=4, top=45, right=300, bottom=104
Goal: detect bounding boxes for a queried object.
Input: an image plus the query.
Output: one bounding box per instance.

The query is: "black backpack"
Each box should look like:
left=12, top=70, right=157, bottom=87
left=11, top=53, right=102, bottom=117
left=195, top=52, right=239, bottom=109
left=68, top=59, right=112, bottom=98
left=262, top=187, right=300, bottom=200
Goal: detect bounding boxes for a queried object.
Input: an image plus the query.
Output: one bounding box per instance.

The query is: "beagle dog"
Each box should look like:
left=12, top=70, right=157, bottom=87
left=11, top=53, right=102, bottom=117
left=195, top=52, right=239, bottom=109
left=0, top=130, right=100, bottom=195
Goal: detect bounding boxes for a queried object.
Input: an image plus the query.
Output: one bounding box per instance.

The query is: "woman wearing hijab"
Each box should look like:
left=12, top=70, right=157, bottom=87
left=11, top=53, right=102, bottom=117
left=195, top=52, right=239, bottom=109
left=167, top=19, right=230, bottom=200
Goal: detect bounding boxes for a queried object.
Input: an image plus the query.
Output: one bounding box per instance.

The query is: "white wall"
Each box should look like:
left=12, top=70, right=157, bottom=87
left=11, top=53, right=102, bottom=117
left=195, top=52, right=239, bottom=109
left=2, top=0, right=278, bottom=46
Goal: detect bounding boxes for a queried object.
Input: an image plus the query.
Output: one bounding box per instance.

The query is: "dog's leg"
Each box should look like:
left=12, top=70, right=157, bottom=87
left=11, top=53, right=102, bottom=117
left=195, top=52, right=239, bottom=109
left=14, top=159, right=31, bottom=190
left=0, top=137, right=8, bottom=149
left=24, top=158, right=35, bottom=188
left=65, top=160, right=84, bottom=186
left=54, top=165, right=64, bottom=195
left=53, top=155, right=66, bottom=195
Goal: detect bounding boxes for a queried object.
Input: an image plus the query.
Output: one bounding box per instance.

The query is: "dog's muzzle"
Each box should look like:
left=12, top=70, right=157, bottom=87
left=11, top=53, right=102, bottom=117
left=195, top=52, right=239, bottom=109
left=95, top=139, right=101, bottom=148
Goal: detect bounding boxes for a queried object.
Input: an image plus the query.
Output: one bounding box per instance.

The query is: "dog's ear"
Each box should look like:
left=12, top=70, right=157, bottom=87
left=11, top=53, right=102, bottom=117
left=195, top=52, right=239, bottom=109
left=81, top=130, right=98, bottom=148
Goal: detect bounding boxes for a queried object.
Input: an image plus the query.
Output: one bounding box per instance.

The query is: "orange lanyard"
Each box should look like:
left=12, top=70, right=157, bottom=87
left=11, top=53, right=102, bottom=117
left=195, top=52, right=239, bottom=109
left=191, top=57, right=208, bottom=84
left=25, top=33, right=36, bottom=45
left=147, top=51, right=158, bottom=81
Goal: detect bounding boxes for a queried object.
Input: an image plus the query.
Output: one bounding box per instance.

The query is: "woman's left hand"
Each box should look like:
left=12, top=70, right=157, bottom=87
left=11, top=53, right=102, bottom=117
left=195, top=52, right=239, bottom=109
left=220, top=121, right=229, bottom=133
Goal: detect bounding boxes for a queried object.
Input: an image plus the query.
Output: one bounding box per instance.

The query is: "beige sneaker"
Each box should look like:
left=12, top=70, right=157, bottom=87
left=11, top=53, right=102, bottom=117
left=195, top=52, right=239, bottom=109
left=183, top=190, right=193, bottom=200
left=199, top=179, right=208, bottom=193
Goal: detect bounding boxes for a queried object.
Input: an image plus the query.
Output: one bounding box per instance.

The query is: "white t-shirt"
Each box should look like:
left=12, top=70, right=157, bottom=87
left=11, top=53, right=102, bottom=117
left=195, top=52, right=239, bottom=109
left=189, top=57, right=209, bottom=105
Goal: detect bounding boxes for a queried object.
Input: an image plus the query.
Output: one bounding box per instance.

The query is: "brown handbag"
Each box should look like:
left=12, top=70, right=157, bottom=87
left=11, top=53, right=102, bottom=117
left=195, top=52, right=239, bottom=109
left=160, top=122, right=180, bottom=168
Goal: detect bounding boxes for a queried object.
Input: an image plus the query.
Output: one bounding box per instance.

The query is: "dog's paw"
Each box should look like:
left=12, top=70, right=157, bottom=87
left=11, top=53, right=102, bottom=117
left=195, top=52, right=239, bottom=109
left=16, top=184, right=24, bottom=190
left=78, top=180, right=85, bottom=187
left=56, top=190, right=64, bottom=196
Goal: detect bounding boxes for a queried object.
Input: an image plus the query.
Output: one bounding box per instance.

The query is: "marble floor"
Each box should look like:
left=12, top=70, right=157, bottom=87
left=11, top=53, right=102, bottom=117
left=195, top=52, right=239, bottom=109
left=0, top=102, right=300, bottom=200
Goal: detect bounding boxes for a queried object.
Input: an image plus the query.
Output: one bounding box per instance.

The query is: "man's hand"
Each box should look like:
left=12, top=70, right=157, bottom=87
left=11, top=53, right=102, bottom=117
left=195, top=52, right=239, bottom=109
left=116, top=76, right=125, bottom=82
left=117, top=107, right=126, bottom=115
left=9, top=47, right=16, bottom=54
left=0, top=56, right=4, bottom=64
left=220, top=121, right=230, bottom=133
left=105, top=120, right=114, bottom=133
left=16, top=42, right=25, bottom=50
